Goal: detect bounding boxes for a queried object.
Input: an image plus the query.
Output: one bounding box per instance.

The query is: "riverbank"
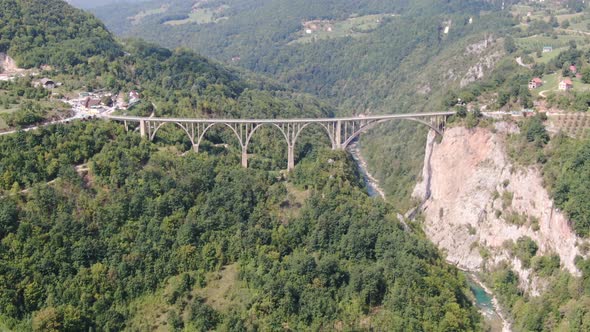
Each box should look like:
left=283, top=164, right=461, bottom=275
left=464, top=271, right=512, bottom=332
left=347, top=142, right=386, bottom=199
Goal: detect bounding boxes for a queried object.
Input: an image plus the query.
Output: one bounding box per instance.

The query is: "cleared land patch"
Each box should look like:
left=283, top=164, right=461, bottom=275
left=541, top=72, right=590, bottom=93
left=163, top=6, right=228, bottom=26
left=128, top=5, right=170, bottom=25
left=290, top=14, right=396, bottom=44
left=126, top=264, right=252, bottom=331
left=549, top=113, right=590, bottom=139
left=516, top=34, right=590, bottom=53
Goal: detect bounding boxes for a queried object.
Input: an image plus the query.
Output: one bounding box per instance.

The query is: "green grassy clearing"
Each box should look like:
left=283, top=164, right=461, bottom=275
left=128, top=5, right=169, bottom=25
left=290, top=14, right=394, bottom=44
left=163, top=7, right=228, bottom=26
left=516, top=34, right=590, bottom=53
left=126, top=264, right=252, bottom=331
left=541, top=72, right=560, bottom=92
left=569, top=76, right=590, bottom=92
left=537, top=73, right=590, bottom=98
left=556, top=12, right=584, bottom=23
left=510, top=4, right=535, bottom=17
left=534, top=47, right=565, bottom=64
left=565, top=15, right=590, bottom=32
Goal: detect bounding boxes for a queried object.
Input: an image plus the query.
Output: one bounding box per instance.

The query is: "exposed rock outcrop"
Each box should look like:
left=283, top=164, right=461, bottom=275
left=0, top=53, right=23, bottom=74
left=414, top=125, right=588, bottom=293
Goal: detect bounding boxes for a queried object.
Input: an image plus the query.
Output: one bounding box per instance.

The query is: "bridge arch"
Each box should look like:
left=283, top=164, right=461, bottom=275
left=340, top=117, right=443, bottom=149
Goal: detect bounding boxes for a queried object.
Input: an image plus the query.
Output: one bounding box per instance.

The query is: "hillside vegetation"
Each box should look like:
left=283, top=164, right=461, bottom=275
left=0, top=0, right=484, bottom=330
left=0, top=124, right=483, bottom=331
left=0, top=0, right=121, bottom=68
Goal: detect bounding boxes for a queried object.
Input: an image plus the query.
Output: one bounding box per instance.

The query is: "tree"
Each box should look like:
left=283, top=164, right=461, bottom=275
left=563, top=62, right=573, bottom=77
left=32, top=307, right=61, bottom=332
left=519, top=86, right=533, bottom=108
left=523, top=115, right=550, bottom=145
left=456, top=105, right=467, bottom=118
left=498, top=90, right=510, bottom=107
left=561, top=19, right=571, bottom=29
left=0, top=198, right=18, bottom=238
left=100, top=95, right=113, bottom=107
left=515, top=236, right=539, bottom=268
left=504, top=36, right=517, bottom=54
left=581, top=67, right=590, bottom=84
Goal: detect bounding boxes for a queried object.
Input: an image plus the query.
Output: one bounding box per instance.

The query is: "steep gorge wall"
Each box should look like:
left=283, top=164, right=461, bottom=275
left=413, top=124, right=588, bottom=293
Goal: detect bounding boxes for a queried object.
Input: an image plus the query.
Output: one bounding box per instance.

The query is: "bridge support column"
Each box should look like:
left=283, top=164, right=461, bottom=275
left=335, top=120, right=342, bottom=150
left=287, top=145, right=295, bottom=171
left=241, top=146, right=248, bottom=168
left=139, top=120, right=146, bottom=138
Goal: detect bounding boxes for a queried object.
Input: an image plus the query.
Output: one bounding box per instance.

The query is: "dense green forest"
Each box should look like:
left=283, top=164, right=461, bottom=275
left=0, top=0, right=121, bottom=68
left=0, top=122, right=483, bottom=331
left=485, top=257, right=590, bottom=331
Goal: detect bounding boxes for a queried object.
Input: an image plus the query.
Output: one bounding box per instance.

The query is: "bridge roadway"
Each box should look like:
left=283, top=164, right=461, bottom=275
left=106, top=111, right=455, bottom=171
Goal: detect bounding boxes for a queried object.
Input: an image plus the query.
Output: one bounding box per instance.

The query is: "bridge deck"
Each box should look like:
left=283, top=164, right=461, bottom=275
left=106, top=111, right=455, bottom=123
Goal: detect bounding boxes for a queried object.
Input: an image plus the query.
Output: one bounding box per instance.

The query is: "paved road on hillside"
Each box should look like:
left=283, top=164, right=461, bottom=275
left=0, top=115, right=81, bottom=136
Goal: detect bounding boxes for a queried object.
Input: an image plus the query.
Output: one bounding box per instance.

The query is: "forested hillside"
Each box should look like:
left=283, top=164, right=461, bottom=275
left=90, top=0, right=516, bottom=207
left=0, top=0, right=486, bottom=330
left=0, top=122, right=483, bottom=331
left=0, top=0, right=121, bottom=68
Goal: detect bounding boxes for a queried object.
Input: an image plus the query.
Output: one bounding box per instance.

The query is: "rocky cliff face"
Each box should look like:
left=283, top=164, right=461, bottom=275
left=413, top=124, right=588, bottom=293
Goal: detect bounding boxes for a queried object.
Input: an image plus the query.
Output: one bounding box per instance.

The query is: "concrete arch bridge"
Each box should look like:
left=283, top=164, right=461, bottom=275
left=106, top=112, right=454, bottom=170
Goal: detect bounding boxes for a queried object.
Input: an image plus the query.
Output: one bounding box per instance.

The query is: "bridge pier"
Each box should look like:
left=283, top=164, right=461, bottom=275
left=139, top=120, right=146, bottom=138
left=335, top=120, right=342, bottom=150
left=241, top=146, right=248, bottom=168
left=287, top=145, right=295, bottom=171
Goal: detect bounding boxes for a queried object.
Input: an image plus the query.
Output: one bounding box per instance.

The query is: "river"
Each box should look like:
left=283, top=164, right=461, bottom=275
left=347, top=142, right=385, bottom=199
left=348, top=141, right=510, bottom=331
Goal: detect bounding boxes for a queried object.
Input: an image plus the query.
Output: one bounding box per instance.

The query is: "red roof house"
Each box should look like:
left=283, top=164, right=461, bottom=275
left=570, top=65, right=577, bottom=74
left=528, top=77, right=543, bottom=89
left=559, top=78, right=573, bottom=91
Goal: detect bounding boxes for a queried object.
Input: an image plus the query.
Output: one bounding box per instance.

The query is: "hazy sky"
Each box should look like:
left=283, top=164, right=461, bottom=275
left=68, top=0, right=151, bottom=9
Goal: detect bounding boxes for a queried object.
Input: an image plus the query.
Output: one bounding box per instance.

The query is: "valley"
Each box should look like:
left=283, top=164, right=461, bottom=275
left=0, top=0, right=590, bottom=331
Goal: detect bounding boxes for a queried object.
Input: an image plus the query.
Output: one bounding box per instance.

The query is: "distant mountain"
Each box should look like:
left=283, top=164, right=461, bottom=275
left=67, top=0, right=150, bottom=9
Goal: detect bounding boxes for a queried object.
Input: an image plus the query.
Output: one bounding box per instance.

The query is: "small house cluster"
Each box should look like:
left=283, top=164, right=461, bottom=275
left=302, top=20, right=333, bottom=34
